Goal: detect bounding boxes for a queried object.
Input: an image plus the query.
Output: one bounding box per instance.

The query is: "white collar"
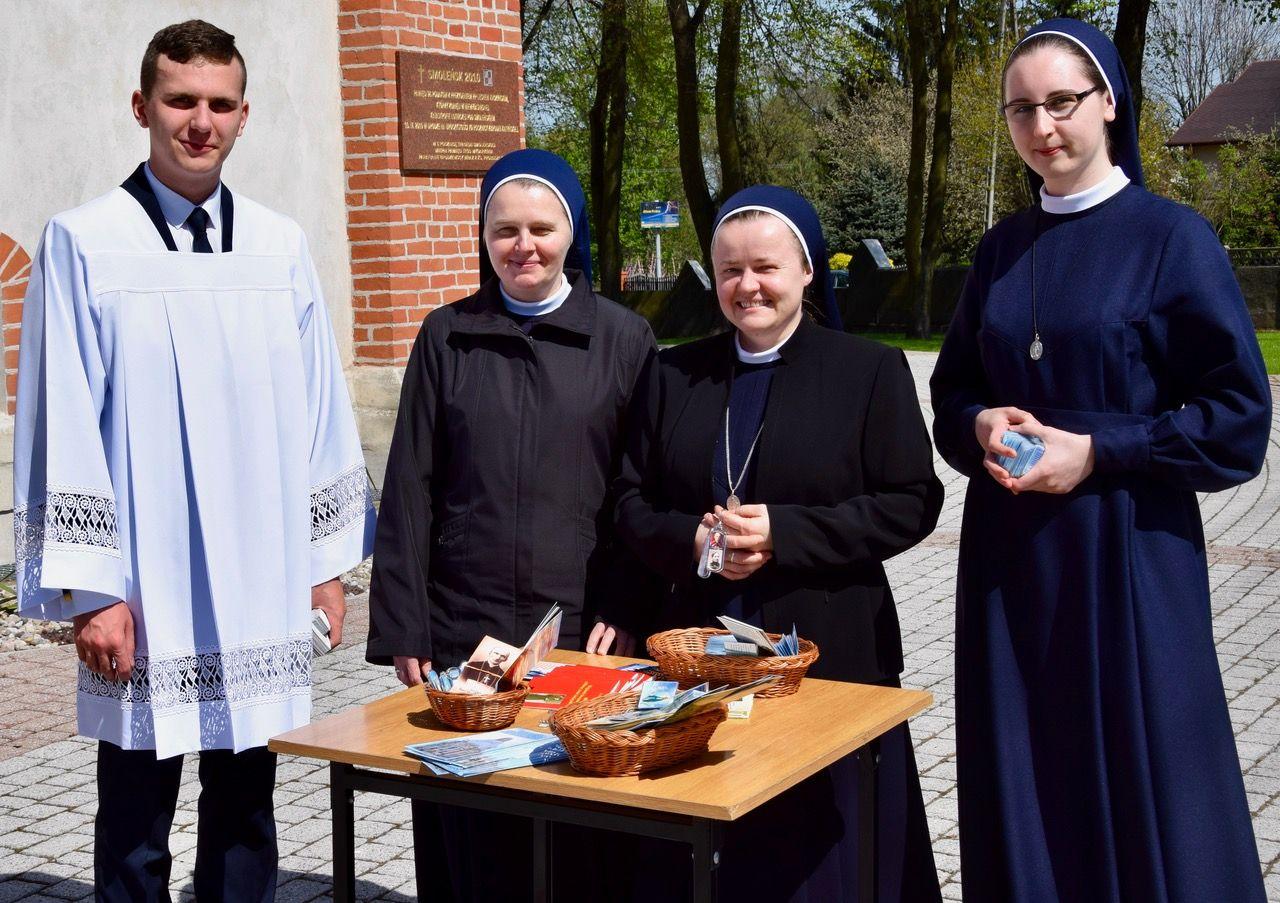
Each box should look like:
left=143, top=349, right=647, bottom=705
left=144, top=162, right=222, bottom=232
left=1040, top=165, right=1130, bottom=215
left=734, top=332, right=786, bottom=364
left=499, top=273, right=572, bottom=317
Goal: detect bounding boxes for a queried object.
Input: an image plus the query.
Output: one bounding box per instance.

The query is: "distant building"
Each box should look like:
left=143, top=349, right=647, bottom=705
left=1167, top=60, right=1280, bottom=166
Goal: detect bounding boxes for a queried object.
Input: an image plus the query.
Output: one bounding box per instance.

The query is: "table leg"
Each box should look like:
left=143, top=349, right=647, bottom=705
left=331, top=762, right=356, bottom=903
left=532, top=817, right=553, bottom=903
left=690, top=818, right=722, bottom=903
left=857, top=740, right=881, bottom=903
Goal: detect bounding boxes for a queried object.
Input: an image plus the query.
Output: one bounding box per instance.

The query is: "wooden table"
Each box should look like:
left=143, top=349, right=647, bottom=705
left=270, top=649, right=931, bottom=902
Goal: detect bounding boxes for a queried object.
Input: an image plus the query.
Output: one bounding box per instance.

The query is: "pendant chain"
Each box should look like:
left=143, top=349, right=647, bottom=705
left=1030, top=207, right=1043, bottom=361
left=724, top=405, right=766, bottom=505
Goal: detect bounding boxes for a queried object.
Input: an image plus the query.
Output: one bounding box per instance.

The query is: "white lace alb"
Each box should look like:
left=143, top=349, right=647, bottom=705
left=310, top=465, right=371, bottom=544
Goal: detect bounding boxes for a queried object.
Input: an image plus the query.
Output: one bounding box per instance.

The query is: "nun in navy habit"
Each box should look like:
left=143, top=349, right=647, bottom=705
left=607, top=186, right=944, bottom=902
left=367, top=148, right=656, bottom=900
left=930, top=19, right=1269, bottom=901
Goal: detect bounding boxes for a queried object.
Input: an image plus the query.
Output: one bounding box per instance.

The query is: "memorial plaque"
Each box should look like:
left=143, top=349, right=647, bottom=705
left=396, top=51, right=522, bottom=173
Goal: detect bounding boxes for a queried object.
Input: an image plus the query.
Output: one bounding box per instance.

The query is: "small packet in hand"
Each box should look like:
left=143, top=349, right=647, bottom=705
left=995, top=430, right=1045, bottom=478
left=311, top=609, right=332, bottom=656
left=698, top=518, right=728, bottom=578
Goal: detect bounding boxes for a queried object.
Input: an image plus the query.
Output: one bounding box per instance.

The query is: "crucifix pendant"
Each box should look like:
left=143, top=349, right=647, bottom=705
left=726, top=494, right=741, bottom=512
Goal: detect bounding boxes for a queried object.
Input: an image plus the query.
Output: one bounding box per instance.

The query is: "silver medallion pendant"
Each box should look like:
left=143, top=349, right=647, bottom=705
left=1029, top=337, right=1044, bottom=361
left=726, top=494, right=741, bottom=512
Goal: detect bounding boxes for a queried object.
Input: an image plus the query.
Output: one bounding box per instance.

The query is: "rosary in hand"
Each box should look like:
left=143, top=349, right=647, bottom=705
left=698, top=406, right=765, bottom=578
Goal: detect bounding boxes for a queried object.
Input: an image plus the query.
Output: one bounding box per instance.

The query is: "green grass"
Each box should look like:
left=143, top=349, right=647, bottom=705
left=855, top=331, right=946, bottom=353
left=664, top=331, right=1280, bottom=372
left=1258, top=331, right=1280, bottom=375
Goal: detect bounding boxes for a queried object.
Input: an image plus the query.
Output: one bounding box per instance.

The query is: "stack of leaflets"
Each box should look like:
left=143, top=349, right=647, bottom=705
left=584, top=675, right=778, bottom=732
left=439, top=604, right=563, bottom=696
left=525, top=664, right=652, bottom=710
left=404, top=728, right=568, bottom=776
left=709, top=615, right=800, bottom=657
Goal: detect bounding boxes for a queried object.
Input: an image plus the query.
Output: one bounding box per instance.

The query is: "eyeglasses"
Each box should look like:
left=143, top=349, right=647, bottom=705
left=1002, top=87, right=1100, bottom=122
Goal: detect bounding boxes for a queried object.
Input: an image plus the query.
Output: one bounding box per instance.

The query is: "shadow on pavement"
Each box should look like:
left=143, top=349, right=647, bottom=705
left=0, top=872, right=414, bottom=902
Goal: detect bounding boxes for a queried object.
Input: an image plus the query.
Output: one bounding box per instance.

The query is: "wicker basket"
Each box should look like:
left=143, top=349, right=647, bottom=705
left=424, top=682, right=530, bottom=731
left=548, top=690, right=727, bottom=777
left=647, top=628, right=819, bottom=698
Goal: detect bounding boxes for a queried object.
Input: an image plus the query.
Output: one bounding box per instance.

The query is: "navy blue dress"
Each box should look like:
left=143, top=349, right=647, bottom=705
left=930, top=185, right=1269, bottom=901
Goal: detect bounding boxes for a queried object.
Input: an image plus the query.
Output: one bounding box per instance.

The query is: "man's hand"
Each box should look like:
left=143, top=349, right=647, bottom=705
left=311, top=579, right=346, bottom=647
left=73, top=601, right=135, bottom=681
left=393, top=655, right=432, bottom=687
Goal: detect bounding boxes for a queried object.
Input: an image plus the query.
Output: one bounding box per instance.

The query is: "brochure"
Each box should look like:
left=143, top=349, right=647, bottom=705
left=584, top=675, right=778, bottom=731
left=404, top=728, right=568, bottom=777
left=714, top=617, right=799, bottom=657
left=525, top=664, right=652, bottom=710
left=449, top=603, right=564, bottom=696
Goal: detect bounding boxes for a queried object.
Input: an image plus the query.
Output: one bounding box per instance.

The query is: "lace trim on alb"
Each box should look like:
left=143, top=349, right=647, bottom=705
left=14, top=487, right=121, bottom=600
left=77, top=635, right=312, bottom=708
left=310, top=465, right=370, bottom=544
left=14, top=487, right=120, bottom=560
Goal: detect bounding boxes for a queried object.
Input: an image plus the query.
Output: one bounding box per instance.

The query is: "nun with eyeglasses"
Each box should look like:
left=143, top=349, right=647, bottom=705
left=366, top=147, right=656, bottom=900
left=930, top=19, right=1268, bottom=901
left=599, top=185, right=945, bottom=902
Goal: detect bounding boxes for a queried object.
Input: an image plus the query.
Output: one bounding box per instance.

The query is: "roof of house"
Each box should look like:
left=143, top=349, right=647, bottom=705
left=1167, top=59, right=1280, bottom=147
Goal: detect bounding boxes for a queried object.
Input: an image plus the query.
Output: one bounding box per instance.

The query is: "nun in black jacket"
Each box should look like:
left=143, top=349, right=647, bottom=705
left=602, top=186, right=944, bottom=902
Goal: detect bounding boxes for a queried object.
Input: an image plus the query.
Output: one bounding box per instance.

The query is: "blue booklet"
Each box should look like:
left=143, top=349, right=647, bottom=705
left=404, top=728, right=568, bottom=777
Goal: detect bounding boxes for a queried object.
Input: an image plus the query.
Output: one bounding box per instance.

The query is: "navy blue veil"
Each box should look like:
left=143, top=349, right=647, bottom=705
left=712, top=185, right=843, bottom=331
left=479, top=148, right=593, bottom=287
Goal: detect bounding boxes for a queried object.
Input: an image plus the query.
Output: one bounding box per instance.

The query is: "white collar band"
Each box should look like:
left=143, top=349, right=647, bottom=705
left=734, top=331, right=786, bottom=364
left=483, top=174, right=574, bottom=230
left=713, top=205, right=813, bottom=271
left=499, top=273, right=572, bottom=316
left=1040, top=165, right=1130, bottom=214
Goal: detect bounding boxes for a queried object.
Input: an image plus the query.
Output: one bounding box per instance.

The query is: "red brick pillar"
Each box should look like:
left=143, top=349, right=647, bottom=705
left=1, top=234, right=32, bottom=416
left=338, top=0, right=525, bottom=367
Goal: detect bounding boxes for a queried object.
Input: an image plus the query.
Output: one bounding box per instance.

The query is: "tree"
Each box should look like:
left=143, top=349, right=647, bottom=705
left=902, top=0, right=961, bottom=337
left=665, top=0, right=718, bottom=261
left=715, top=0, right=747, bottom=198
left=1145, top=0, right=1280, bottom=121
left=1113, top=0, right=1151, bottom=119
left=590, top=0, right=629, bottom=296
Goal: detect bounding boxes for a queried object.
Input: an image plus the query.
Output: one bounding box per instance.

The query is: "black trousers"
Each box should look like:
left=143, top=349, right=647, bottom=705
left=94, top=740, right=278, bottom=903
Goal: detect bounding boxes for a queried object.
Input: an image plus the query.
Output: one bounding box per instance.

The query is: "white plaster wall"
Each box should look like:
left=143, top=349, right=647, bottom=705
left=0, top=0, right=352, bottom=566
left=0, top=0, right=353, bottom=364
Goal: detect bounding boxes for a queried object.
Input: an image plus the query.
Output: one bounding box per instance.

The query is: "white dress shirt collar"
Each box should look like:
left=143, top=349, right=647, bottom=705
left=144, top=162, right=222, bottom=249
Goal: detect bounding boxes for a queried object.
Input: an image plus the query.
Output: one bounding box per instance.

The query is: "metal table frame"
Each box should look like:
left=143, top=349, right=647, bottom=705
left=327, top=739, right=880, bottom=902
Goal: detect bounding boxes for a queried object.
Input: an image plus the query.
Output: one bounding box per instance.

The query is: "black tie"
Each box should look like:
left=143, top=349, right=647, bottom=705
left=186, top=207, right=213, bottom=253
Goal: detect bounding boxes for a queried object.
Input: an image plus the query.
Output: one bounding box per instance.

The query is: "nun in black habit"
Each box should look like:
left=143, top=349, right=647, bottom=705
left=366, top=148, right=656, bottom=900
left=602, top=186, right=945, bottom=902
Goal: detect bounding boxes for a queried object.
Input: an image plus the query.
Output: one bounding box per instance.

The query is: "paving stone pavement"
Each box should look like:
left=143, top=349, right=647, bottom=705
left=1, top=354, right=1276, bottom=901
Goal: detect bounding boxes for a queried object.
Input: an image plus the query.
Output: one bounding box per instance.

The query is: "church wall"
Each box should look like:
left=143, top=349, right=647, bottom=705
left=336, top=0, right=525, bottom=490
left=0, top=0, right=354, bottom=388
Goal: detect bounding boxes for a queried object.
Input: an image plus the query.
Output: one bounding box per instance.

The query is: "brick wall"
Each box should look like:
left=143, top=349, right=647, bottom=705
left=1, top=234, right=32, bottom=416
left=339, top=0, right=525, bottom=366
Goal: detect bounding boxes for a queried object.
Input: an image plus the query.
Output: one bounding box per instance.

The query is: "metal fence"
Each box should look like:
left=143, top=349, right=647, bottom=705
left=1228, top=247, right=1280, bottom=267
left=624, top=273, right=679, bottom=291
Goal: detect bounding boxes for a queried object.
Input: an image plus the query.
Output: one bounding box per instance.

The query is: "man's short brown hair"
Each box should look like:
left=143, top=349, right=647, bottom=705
left=141, top=19, right=246, bottom=98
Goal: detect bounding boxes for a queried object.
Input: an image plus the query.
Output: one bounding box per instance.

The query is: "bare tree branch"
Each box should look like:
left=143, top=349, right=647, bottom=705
left=522, top=0, right=559, bottom=53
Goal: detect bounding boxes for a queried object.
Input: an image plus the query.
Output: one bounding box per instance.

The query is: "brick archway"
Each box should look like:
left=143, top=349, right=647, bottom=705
left=0, top=233, right=32, bottom=416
